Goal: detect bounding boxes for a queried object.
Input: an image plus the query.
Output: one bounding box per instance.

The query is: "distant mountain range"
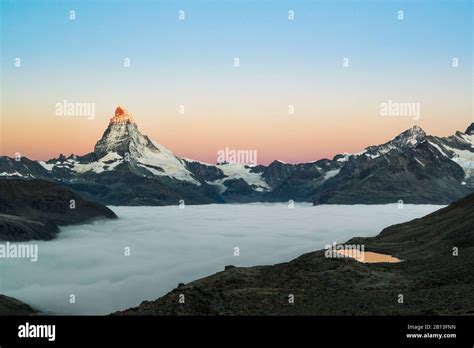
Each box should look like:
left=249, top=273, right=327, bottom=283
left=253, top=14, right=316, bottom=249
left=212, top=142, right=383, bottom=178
left=1, top=106, right=473, bottom=205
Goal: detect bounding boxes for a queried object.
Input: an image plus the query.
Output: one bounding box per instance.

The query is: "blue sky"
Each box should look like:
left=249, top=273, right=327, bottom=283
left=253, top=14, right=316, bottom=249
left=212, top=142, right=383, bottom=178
left=1, top=0, right=472, bottom=163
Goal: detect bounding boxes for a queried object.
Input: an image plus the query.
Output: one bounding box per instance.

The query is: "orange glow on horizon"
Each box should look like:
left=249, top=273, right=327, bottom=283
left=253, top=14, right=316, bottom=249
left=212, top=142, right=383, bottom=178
left=1, top=105, right=472, bottom=165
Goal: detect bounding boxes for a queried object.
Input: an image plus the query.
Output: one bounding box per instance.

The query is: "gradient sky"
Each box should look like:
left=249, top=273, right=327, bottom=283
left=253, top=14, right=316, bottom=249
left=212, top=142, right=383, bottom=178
left=1, top=0, right=472, bottom=164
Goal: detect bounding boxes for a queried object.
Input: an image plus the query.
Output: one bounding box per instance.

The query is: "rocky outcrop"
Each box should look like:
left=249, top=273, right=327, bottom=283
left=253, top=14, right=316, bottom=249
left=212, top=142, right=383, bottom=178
left=0, top=179, right=117, bottom=241
left=183, top=160, right=226, bottom=182
left=466, top=123, right=474, bottom=135
left=0, top=294, right=38, bottom=315
left=0, top=214, right=59, bottom=241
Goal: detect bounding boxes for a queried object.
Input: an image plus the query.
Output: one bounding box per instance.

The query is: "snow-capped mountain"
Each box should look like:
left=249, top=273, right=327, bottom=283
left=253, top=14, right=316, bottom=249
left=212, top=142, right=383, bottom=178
left=94, top=106, right=148, bottom=157
left=312, top=124, right=474, bottom=204
left=426, top=129, right=474, bottom=180
left=39, top=107, right=200, bottom=185
left=0, top=107, right=472, bottom=205
left=361, top=125, right=427, bottom=159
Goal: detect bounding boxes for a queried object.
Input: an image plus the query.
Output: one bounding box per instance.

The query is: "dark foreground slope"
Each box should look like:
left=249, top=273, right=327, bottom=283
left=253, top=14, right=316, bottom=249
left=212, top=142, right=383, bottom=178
left=116, top=193, right=474, bottom=315
left=0, top=179, right=117, bottom=241
left=0, top=295, right=38, bottom=315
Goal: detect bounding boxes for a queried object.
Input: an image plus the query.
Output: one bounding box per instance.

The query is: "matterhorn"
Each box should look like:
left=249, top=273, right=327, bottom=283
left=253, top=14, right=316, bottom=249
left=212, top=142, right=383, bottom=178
left=94, top=106, right=160, bottom=158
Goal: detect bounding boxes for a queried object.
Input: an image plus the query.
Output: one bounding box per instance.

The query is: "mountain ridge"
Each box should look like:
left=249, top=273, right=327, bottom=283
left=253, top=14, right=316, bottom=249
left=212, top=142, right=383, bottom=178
left=0, top=179, right=117, bottom=241
left=1, top=107, right=472, bottom=205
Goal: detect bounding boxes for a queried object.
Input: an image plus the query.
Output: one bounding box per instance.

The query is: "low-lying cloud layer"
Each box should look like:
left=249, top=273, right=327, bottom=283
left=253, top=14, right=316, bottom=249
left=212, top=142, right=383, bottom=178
left=0, top=203, right=441, bottom=314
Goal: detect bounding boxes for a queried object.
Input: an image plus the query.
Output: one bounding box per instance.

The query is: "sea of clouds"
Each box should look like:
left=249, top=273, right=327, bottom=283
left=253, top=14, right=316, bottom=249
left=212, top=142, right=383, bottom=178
left=0, top=203, right=442, bottom=314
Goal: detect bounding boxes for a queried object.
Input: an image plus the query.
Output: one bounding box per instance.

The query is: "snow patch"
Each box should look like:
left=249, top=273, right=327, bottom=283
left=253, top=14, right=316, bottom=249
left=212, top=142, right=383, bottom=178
left=137, top=142, right=201, bottom=185
left=323, top=169, right=340, bottom=180
left=0, top=171, right=34, bottom=178
left=211, top=163, right=270, bottom=191
left=70, top=152, right=123, bottom=174
left=414, top=158, right=425, bottom=167
left=444, top=146, right=474, bottom=178
left=428, top=142, right=450, bottom=158
left=38, top=161, right=54, bottom=171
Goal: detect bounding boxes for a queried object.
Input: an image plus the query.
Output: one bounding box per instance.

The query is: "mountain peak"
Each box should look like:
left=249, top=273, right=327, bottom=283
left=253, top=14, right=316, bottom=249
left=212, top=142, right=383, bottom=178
left=109, top=106, right=134, bottom=125
left=466, top=123, right=474, bottom=135
left=362, top=125, right=427, bottom=158
left=396, top=125, right=426, bottom=141
left=409, top=125, right=425, bottom=135
left=94, top=106, right=159, bottom=158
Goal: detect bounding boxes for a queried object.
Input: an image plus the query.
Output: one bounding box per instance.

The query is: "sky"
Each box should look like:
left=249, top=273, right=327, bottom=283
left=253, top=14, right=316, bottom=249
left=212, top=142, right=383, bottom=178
left=1, top=0, right=472, bottom=165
